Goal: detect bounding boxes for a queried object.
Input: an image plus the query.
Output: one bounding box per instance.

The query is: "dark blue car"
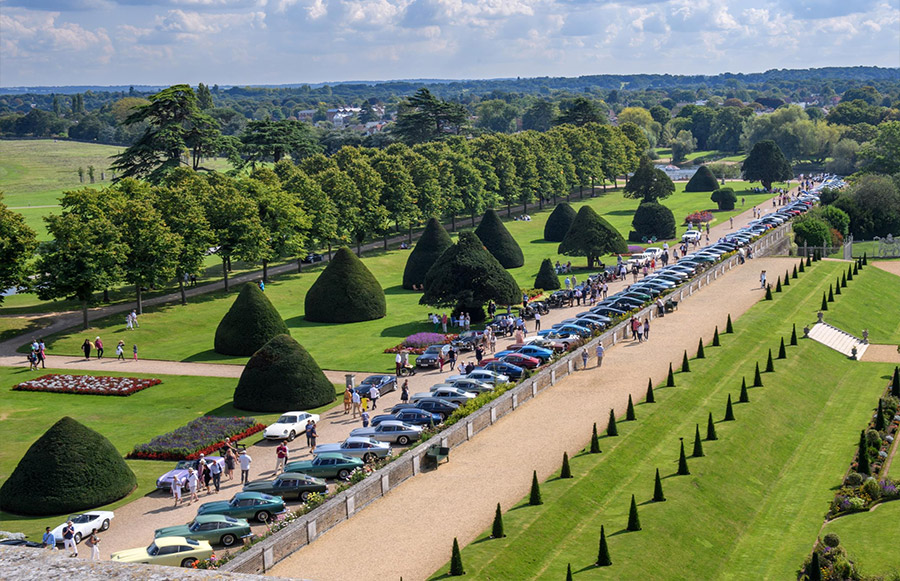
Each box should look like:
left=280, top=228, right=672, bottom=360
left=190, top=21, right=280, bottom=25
left=480, top=361, right=525, bottom=380
left=371, top=408, right=442, bottom=427
left=353, top=375, right=397, bottom=396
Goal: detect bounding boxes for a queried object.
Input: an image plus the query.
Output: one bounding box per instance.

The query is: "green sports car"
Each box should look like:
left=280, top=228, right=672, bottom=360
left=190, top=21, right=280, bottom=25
left=154, top=514, right=251, bottom=547
left=283, top=453, right=364, bottom=480
left=242, top=472, right=327, bottom=501
left=197, top=491, right=286, bottom=523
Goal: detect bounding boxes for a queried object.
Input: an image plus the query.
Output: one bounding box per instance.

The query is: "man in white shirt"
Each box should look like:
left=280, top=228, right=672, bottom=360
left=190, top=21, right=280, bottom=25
left=238, top=451, right=252, bottom=484
left=352, top=390, right=361, bottom=418
left=369, top=385, right=380, bottom=409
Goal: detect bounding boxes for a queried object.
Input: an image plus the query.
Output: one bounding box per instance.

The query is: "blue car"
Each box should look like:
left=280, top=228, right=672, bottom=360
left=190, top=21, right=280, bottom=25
left=554, top=324, right=592, bottom=338
left=371, top=408, right=442, bottom=427
left=480, top=361, right=525, bottom=380
left=353, top=374, right=397, bottom=396
left=516, top=345, right=554, bottom=363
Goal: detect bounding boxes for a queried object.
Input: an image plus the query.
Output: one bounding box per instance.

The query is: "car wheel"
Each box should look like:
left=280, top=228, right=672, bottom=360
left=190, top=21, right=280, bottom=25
left=363, top=453, right=376, bottom=463
left=220, top=534, right=237, bottom=547
left=299, top=491, right=310, bottom=502
left=337, top=469, right=351, bottom=480
left=397, top=435, right=410, bottom=445
left=73, top=533, right=82, bottom=544
left=255, top=511, right=271, bottom=523
left=100, top=519, right=110, bottom=531
left=287, top=430, right=296, bottom=442
left=181, top=558, right=198, bottom=568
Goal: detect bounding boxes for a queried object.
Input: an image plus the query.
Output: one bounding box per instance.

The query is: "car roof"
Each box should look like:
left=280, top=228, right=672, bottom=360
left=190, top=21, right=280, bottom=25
left=193, top=514, right=234, bottom=524
left=345, top=436, right=383, bottom=444
left=154, top=536, right=192, bottom=547
left=278, top=411, right=310, bottom=416
left=234, top=491, right=270, bottom=500
left=313, top=452, right=357, bottom=460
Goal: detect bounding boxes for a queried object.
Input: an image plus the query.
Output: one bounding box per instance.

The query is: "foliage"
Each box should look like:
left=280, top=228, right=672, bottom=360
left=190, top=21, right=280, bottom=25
left=450, top=537, right=465, bottom=576
left=741, top=140, right=792, bottom=191
left=706, top=412, right=718, bottom=441
left=543, top=202, right=577, bottom=242
left=607, top=408, right=619, bottom=437
left=596, top=525, right=612, bottom=566
left=534, top=258, right=561, bottom=291
left=794, top=216, right=832, bottom=248
left=711, top=187, right=737, bottom=211
left=558, top=205, right=628, bottom=267
left=692, top=424, right=704, bottom=457
left=646, top=378, right=655, bottom=404
left=402, top=217, right=453, bottom=290
left=0, top=193, right=37, bottom=306
left=529, top=470, right=543, bottom=505
left=626, top=494, right=642, bottom=531
left=127, top=416, right=263, bottom=460
left=685, top=165, right=720, bottom=192
left=677, top=439, right=690, bottom=475
left=492, top=503, right=505, bottom=538
left=684, top=210, right=714, bottom=225
left=624, top=156, right=675, bottom=203
left=13, top=374, right=161, bottom=397
left=394, top=89, right=468, bottom=145
left=653, top=468, right=666, bottom=502
left=626, top=394, right=636, bottom=421
left=590, top=423, right=601, bottom=453
left=474, top=209, right=525, bottom=269
left=214, top=283, right=290, bottom=356
left=667, top=363, right=675, bottom=387
left=697, top=338, right=705, bottom=359
left=629, top=202, right=676, bottom=242
left=739, top=378, right=749, bottom=403
left=560, top=452, right=573, bottom=479
left=305, top=247, right=386, bottom=323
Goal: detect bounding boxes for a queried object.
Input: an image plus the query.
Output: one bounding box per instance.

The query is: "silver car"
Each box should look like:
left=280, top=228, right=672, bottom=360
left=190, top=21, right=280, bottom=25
left=445, top=378, right=494, bottom=394
left=313, top=437, right=392, bottom=463
left=349, top=421, right=423, bottom=446
left=411, top=387, right=477, bottom=406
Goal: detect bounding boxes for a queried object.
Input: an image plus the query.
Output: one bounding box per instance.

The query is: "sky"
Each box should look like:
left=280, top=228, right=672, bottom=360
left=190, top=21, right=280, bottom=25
left=1, top=0, right=899, bottom=87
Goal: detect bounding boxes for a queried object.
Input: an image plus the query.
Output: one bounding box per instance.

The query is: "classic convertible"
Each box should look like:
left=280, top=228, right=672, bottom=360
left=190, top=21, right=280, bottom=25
left=154, top=514, right=250, bottom=547
left=157, top=456, right=225, bottom=491
left=262, top=411, right=320, bottom=441
left=111, top=536, right=213, bottom=568
left=242, top=472, right=327, bottom=502
left=197, top=491, right=286, bottom=523
left=50, top=511, right=114, bottom=546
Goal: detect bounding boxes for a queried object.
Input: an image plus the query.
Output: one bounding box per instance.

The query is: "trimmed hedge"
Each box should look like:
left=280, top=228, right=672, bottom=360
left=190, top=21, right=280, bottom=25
left=685, top=165, right=719, bottom=192
left=233, top=334, right=335, bottom=412
left=474, top=208, right=524, bottom=268
left=534, top=258, right=561, bottom=290
left=0, top=416, right=137, bottom=515
left=559, top=205, right=628, bottom=267
left=629, top=201, right=676, bottom=242
left=402, top=217, right=453, bottom=290
left=215, top=283, right=290, bottom=356
left=543, top=202, right=577, bottom=242
left=711, top=187, right=737, bottom=211
left=305, top=247, right=386, bottom=323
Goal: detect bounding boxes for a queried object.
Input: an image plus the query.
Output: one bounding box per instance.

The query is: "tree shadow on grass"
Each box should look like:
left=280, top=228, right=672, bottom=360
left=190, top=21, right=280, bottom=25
left=181, top=349, right=246, bottom=364
left=384, top=284, right=414, bottom=296
left=608, top=528, right=632, bottom=537
left=605, top=209, right=636, bottom=216
left=380, top=321, right=434, bottom=339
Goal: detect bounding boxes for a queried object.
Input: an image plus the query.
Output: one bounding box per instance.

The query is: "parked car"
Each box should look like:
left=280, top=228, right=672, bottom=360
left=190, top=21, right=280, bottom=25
left=154, top=514, right=250, bottom=547
left=514, top=344, right=554, bottom=363
left=263, top=412, right=320, bottom=441
left=0, top=538, right=42, bottom=548
left=682, top=230, right=702, bottom=243
left=50, top=511, right=114, bottom=545
left=157, top=457, right=225, bottom=491
left=353, top=374, right=397, bottom=396
left=412, top=387, right=476, bottom=406
left=448, top=369, right=510, bottom=384
left=371, top=408, right=442, bottom=427
left=111, top=536, right=213, bottom=568
left=350, top=420, right=423, bottom=445
left=500, top=353, right=541, bottom=369
left=283, top=453, right=364, bottom=480
left=451, top=330, right=485, bottom=351
left=301, top=253, right=324, bottom=263
left=391, top=398, right=460, bottom=420
left=445, top=378, right=495, bottom=393
left=415, top=345, right=445, bottom=368
left=242, top=472, right=327, bottom=502
left=314, top=437, right=392, bottom=463
left=480, top=361, right=525, bottom=380
left=197, top=491, right=286, bottom=523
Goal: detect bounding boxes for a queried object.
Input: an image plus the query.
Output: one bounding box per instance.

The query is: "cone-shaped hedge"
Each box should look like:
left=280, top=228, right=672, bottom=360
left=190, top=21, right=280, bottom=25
left=713, top=327, right=720, bottom=346
left=793, top=264, right=798, bottom=278
left=692, top=424, right=704, bottom=457
left=775, top=277, right=782, bottom=292
left=863, top=252, right=868, bottom=265
left=753, top=362, right=763, bottom=387
left=706, top=412, right=718, bottom=441
left=450, top=537, right=465, bottom=576
left=841, top=272, right=846, bottom=287
left=766, top=349, right=775, bottom=372
left=681, top=350, right=691, bottom=372
left=724, top=394, right=735, bottom=421
left=561, top=452, right=573, bottom=479
left=778, top=337, right=787, bottom=359
left=784, top=270, right=790, bottom=286
left=215, top=283, right=290, bottom=356
left=666, top=363, right=675, bottom=387
left=590, top=423, right=601, bottom=453
left=305, top=247, right=386, bottom=323
left=853, top=262, right=858, bottom=275
left=0, top=417, right=137, bottom=515
left=875, top=399, right=885, bottom=431
left=475, top=208, right=524, bottom=268
left=697, top=338, right=705, bottom=359
left=646, top=378, right=655, bottom=403
left=233, top=334, right=335, bottom=412
left=492, top=503, right=505, bottom=538
left=653, top=468, right=666, bottom=502
left=856, top=430, right=870, bottom=475
left=799, top=260, right=805, bottom=273
left=791, top=324, right=798, bottom=346
left=626, top=494, right=642, bottom=531
left=559, top=205, right=628, bottom=267
left=626, top=395, right=636, bottom=421
left=809, top=551, right=822, bottom=581
left=806, top=255, right=812, bottom=266
left=534, top=258, right=561, bottom=291
left=529, top=470, right=543, bottom=505
left=596, top=525, right=612, bottom=566
left=834, top=278, right=841, bottom=295
left=685, top=165, right=719, bottom=192
left=739, top=378, right=749, bottom=403
left=629, top=201, right=676, bottom=242
left=726, top=314, right=734, bottom=333
left=566, top=563, right=573, bottom=581
left=827, top=284, right=834, bottom=302
left=607, top=408, right=618, bottom=437
left=402, top=217, right=453, bottom=290
left=847, top=265, right=853, bottom=280
left=677, top=440, right=690, bottom=475
left=543, top=202, right=577, bottom=242
left=765, top=286, right=773, bottom=300
left=892, top=367, right=900, bottom=398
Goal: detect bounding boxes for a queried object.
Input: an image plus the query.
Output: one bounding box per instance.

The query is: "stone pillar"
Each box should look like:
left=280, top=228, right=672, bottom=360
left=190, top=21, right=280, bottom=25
left=345, top=495, right=355, bottom=517
left=345, top=374, right=355, bottom=390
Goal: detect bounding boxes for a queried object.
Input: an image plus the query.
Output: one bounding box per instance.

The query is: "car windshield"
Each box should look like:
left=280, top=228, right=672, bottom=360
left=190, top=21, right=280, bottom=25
left=174, top=460, right=194, bottom=470
left=147, top=542, right=159, bottom=556
left=275, top=415, right=297, bottom=424
left=188, top=521, right=202, bottom=532
left=229, top=498, right=241, bottom=507
left=71, top=514, right=93, bottom=524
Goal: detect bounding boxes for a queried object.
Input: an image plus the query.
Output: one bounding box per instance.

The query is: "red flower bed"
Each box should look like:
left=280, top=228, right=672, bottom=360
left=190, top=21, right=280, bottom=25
left=12, top=374, right=161, bottom=396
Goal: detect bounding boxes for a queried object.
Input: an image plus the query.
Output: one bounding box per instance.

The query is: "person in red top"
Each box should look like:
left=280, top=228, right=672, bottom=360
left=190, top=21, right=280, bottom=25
left=275, top=442, right=288, bottom=474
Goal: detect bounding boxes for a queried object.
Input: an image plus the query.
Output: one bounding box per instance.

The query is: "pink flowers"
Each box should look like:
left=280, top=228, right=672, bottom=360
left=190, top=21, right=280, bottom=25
left=684, top=211, right=714, bottom=225
left=13, top=374, right=161, bottom=396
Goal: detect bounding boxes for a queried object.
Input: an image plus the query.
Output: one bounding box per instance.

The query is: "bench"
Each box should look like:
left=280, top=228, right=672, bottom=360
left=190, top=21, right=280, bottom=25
left=425, top=444, right=450, bottom=466
left=665, top=299, right=679, bottom=313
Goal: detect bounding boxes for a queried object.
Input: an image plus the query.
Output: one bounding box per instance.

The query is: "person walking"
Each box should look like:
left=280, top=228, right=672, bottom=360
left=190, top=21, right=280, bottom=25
left=730, top=217, right=734, bottom=228
left=81, top=339, right=92, bottom=360
left=42, top=527, right=56, bottom=550
left=447, top=347, right=457, bottom=372
left=581, top=348, right=589, bottom=369
left=126, top=312, right=133, bottom=331
left=130, top=310, right=139, bottom=328
left=223, top=447, right=236, bottom=481
left=198, top=456, right=211, bottom=495
left=595, top=343, right=604, bottom=367
left=351, top=390, right=361, bottom=418
left=62, top=520, right=77, bottom=557
left=116, top=340, right=125, bottom=360
left=171, top=474, right=183, bottom=506
left=238, top=450, right=252, bottom=484
left=37, top=339, right=46, bottom=369
left=307, top=421, right=317, bottom=451
left=635, top=321, right=644, bottom=343
left=475, top=344, right=484, bottom=365
left=369, top=384, right=380, bottom=409
left=86, top=529, right=100, bottom=561
left=361, top=410, right=370, bottom=428
left=400, top=380, right=409, bottom=405
left=132, top=344, right=138, bottom=361
left=643, top=318, right=650, bottom=340
left=395, top=352, right=402, bottom=375
left=187, top=467, right=199, bottom=503
left=760, top=270, right=767, bottom=289
left=209, top=457, right=222, bottom=492
left=275, top=442, right=289, bottom=474
left=94, top=336, right=104, bottom=359
left=343, top=388, right=352, bottom=414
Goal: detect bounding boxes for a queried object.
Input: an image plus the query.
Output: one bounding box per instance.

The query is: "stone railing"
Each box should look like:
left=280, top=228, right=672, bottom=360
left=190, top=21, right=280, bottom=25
left=222, top=222, right=792, bottom=575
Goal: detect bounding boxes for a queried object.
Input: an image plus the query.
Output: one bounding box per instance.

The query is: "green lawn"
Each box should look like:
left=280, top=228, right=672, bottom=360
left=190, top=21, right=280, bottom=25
left=823, top=265, right=900, bottom=343
left=25, top=184, right=779, bottom=373
left=819, top=502, right=900, bottom=577
left=430, top=261, right=898, bottom=579
left=0, top=364, right=343, bottom=540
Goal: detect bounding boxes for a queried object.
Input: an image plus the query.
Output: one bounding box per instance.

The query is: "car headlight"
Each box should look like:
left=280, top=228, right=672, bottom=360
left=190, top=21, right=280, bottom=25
left=283, top=429, right=288, bottom=435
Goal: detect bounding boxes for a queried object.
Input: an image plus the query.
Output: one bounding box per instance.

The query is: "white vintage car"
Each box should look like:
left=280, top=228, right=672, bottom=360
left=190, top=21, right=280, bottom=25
left=263, top=411, right=320, bottom=441
left=51, top=511, right=115, bottom=545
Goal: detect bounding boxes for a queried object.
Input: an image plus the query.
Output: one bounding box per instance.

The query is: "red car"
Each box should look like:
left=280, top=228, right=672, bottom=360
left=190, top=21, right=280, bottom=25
left=499, top=353, right=541, bottom=369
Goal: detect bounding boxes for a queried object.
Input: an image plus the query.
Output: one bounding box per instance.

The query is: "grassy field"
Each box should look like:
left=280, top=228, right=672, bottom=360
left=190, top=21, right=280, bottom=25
left=824, top=265, right=900, bottom=343
left=819, top=502, right=900, bottom=577
left=0, top=364, right=343, bottom=539
left=430, top=261, right=899, bottom=579
left=24, top=183, right=780, bottom=373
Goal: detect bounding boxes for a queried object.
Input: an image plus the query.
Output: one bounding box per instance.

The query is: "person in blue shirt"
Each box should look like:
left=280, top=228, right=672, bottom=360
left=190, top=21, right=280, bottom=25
left=42, top=527, right=55, bottom=550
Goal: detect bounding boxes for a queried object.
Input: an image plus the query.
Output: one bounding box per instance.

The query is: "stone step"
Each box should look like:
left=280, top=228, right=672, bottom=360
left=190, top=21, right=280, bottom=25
left=807, top=322, right=866, bottom=358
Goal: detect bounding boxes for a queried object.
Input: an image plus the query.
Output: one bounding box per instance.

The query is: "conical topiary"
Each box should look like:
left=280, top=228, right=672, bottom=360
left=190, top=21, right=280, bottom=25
left=646, top=378, right=655, bottom=403
left=856, top=430, right=869, bottom=475
left=726, top=314, right=734, bottom=333
left=0, top=417, right=137, bottom=515
left=653, top=468, right=666, bottom=502
left=626, top=395, right=636, bottom=421
left=566, top=563, right=573, bottom=581
left=834, top=278, right=841, bottom=295
left=792, top=264, right=798, bottom=278
left=677, top=439, right=690, bottom=475
left=799, top=260, right=805, bottom=273
left=778, top=337, right=787, bottom=359
left=450, top=537, right=465, bottom=576
left=875, top=399, right=885, bottom=432
left=596, top=525, right=612, bottom=566
left=775, top=277, right=782, bottom=292
left=841, top=272, right=846, bottom=287
left=724, top=394, right=735, bottom=421
left=753, top=362, right=763, bottom=387
left=697, top=338, right=705, bottom=359
left=863, top=252, right=867, bottom=265
left=783, top=270, right=790, bottom=286
left=766, top=349, right=775, bottom=372
left=667, top=363, right=675, bottom=387
left=892, top=367, right=900, bottom=398
left=739, top=378, right=749, bottom=403
left=607, top=408, right=618, bottom=437
left=233, top=334, right=335, bottom=412
left=402, top=217, right=453, bottom=290
left=626, top=494, right=641, bottom=531
left=492, top=503, right=505, bottom=538
left=305, top=247, right=386, bottom=323
left=681, top=350, right=691, bottom=372
left=474, top=208, right=524, bottom=268
left=543, top=202, right=577, bottom=242
left=790, top=324, right=798, bottom=346
left=685, top=165, right=719, bottom=192
left=713, top=327, right=720, bottom=346
left=828, top=284, right=834, bottom=302
left=765, top=286, right=773, bottom=300
left=847, top=264, right=853, bottom=281
left=706, top=412, right=718, bottom=441
left=853, top=262, right=858, bottom=275
left=806, top=254, right=811, bottom=266
left=529, top=470, right=543, bottom=505
left=559, top=205, right=628, bottom=268
left=534, top=258, right=561, bottom=290
left=214, top=283, right=290, bottom=356
left=821, top=292, right=828, bottom=311
left=590, top=423, right=601, bottom=453
left=561, top=452, right=573, bottom=479
left=809, top=550, right=822, bottom=581
left=692, top=424, right=704, bottom=458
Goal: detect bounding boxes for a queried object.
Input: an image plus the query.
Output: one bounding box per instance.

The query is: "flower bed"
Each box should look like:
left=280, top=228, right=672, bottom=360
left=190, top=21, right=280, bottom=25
left=384, top=332, right=457, bottom=354
left=12, top=374, right=161, bottom=396
left=127, top=416, right=265, bottom=461
left=684, top=210, right=714, bottom=225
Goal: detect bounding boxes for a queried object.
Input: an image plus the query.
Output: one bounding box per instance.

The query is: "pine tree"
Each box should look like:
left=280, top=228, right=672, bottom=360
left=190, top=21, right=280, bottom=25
left=697, top=338, right=705, bottom=359
left=706, top=412, right=718, bottom=441
left=561, top=452, right=573, bottom=479
left=778, top=337, right=786, bottom=359
left=753, top=362, right=763, bottom=387
left=827, top=284, right=834, bottom=302
left=713, top=326, right=720, bottom=346
left=841, top=272, right=846, bottom=287
left=692, top=424, right=704, bottom=457
left=821, top=292, right=828, bottom=311
left=856, top=430, right=869, bottom=475
left=739, top=378, right=749, bottom=403
left=875, top=399, right=885, bottom=432
left=626, top=494, right=641, bottom=531
left=724, top=394, right=735, bottom=421
left=681, top=350, right=691, bottom=372
left=666, top=363, right=675, bottom=387
left=892, top=367, right=900, bottom=398
left=590, top=423, right=601, bottom=453
left=790, top=324, right=798, bottom=346
left=783, top=269, right=790, bottom=286
left=765, top=285, right=773, bottom=300
left=566, top=563, right=573, bottom=581
left=646, top=378, right=655, bottom=403
left=450, top=537, right=465, bottom=576
left=596, top=525, right=611, bottom=566
left=529, top=470, right=543, bottom=505
left=653, top=468, right=666, bottom=502
left=792, top=264, right=798, bottom=278
left=677, top=439, right=690, bottom=475
left=626, top=395, right=636, bottom=421
left=775, top=277, right=782, bottom=292
left=834, top=277, right=841, bottom=295
left=808, top=550, right=822, bottom=581
left=765, top=349, right=775, bottom=372
left=607, top=408, right=618, bottom=437
left=492, top=503, right=505, bottom=538
left=726, top=313, right=734, bottom=333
